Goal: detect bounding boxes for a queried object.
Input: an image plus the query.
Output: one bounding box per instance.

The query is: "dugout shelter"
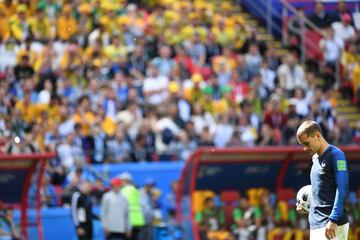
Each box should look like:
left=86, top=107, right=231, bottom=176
left=0, top=153, right=54, bottom=240
left=177, top=147, right=360, bottom=240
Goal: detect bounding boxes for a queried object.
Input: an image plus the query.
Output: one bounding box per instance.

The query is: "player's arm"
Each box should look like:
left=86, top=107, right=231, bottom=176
left=329, top=153, right=349, bottom=223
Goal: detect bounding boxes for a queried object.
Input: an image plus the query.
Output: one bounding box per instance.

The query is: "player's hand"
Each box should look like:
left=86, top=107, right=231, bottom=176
left=296, top=203, right=308, bottom=214
left=325, top=221, right=337, bottom=239
left=126, top=231, right=132, bottom=238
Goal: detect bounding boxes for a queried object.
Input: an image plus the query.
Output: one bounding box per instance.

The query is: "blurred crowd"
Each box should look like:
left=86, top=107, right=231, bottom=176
left=0, top=0, right=360, bottom=168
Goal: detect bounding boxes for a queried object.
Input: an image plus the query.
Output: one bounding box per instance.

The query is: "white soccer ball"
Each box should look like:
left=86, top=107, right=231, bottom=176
left=296, top=185, right=312, bottom=212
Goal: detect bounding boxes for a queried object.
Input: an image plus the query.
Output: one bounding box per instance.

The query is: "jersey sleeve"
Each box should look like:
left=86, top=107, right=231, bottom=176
left=329, top=150, right=349, bottom=224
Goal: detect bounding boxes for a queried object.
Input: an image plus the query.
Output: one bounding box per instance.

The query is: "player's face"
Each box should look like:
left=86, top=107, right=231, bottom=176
left=297, top=133, right=321, bottom=155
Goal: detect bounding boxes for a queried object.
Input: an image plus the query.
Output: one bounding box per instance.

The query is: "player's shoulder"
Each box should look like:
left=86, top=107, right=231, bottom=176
left=326, top=145, right=347, bottom=164
left=328, top=145, right=346, bottom=157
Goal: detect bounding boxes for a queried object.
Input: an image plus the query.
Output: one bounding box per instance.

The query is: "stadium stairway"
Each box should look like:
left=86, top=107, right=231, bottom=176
left=336, top=98, right=360, bottom=128
left=230, top=5, right=287, bottom=58
left=231, top=1, right=360, bottom=127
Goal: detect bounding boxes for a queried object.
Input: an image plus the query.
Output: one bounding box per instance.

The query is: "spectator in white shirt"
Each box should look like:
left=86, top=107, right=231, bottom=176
left=260, top=60, right=276, bottom=93
left=277, top=54, right=306, bottom=96
left=244, top=44, right=262, bottom=79
left=143, top=63, right=169, bottom=106
left=38, top=80, right=53, bottom=104
left=332, top=13, right=356, bottom=42
left=319, top=26, right=344, bottom=68
left=289, top=88, right=310, bottom=118
left=57, top=133, right=84, bottom=169
left=213, top=114, right=234, bottom=147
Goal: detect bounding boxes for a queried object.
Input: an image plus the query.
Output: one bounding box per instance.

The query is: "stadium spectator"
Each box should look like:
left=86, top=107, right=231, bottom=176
left=341, top=42, right=359, bottom=79
left=105, top=128, right=131, bottom=163
left=307, top=2, right=332, bottom=29
left=143, top=63, right=169, bottom=106
left=259, top=60, right=276, bottom=94
left=333, top=117, right=353, bottom=145
left=29, top=174, right=57, bottom=208
left=331, top=1, right=354, bottom=25
left=14, top=54, right=34, bottom=81
left=263, top=95, right=287, bottom=130
left=56, top=5, right=77, bottom=41
left=244, top=44, right=262, bottom=79
left=332, top=13, right=356, bottom=42
left=277, top=54, right=306, bottom=95
left=257, top=123, right=279, bottom=146
left=289, top=88, right=310, bottom=118
left=319, top=26, right=344, bottom=71
left=152, top=45, right=174, bottom=78
left=213, top=114, right=234, bottom=148
left=186, top=31, right=207, bottom=68
left=165, top=181, right=179, bottom=225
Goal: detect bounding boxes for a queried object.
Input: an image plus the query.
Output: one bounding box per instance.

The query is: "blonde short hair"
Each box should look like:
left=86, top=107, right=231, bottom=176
left=296, top=120, right=323, bottom=138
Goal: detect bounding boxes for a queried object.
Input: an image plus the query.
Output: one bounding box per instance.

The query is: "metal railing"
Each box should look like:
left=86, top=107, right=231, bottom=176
left=240, top=0, right=324, bottom=63
left=280, top=0, right=324, bottom=63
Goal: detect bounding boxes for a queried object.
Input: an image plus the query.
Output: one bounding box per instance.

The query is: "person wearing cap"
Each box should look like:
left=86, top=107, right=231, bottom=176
left=119, top=172, right=146, bottom=240
left=332, top=13, right=356, bottom=42
left=77, top=3, right=93, bottom=36
left=101, top=177, right=131, bottom=240
left=184, top=73, right=205, bottom=103
left=71, top=180, right=99, bottom=240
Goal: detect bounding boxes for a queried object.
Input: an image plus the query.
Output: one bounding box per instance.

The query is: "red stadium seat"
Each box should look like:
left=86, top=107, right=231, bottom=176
left=220, top=190, right=241, bottom=230
left=304, top=30, right=323, bottom=60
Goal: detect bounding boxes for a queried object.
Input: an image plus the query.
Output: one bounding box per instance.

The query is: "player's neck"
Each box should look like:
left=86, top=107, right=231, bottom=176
left=317, top=140, right=330, bottom=157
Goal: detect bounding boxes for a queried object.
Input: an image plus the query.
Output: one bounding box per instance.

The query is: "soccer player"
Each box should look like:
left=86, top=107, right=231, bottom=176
left=296, top=120, right=349, bottom=240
